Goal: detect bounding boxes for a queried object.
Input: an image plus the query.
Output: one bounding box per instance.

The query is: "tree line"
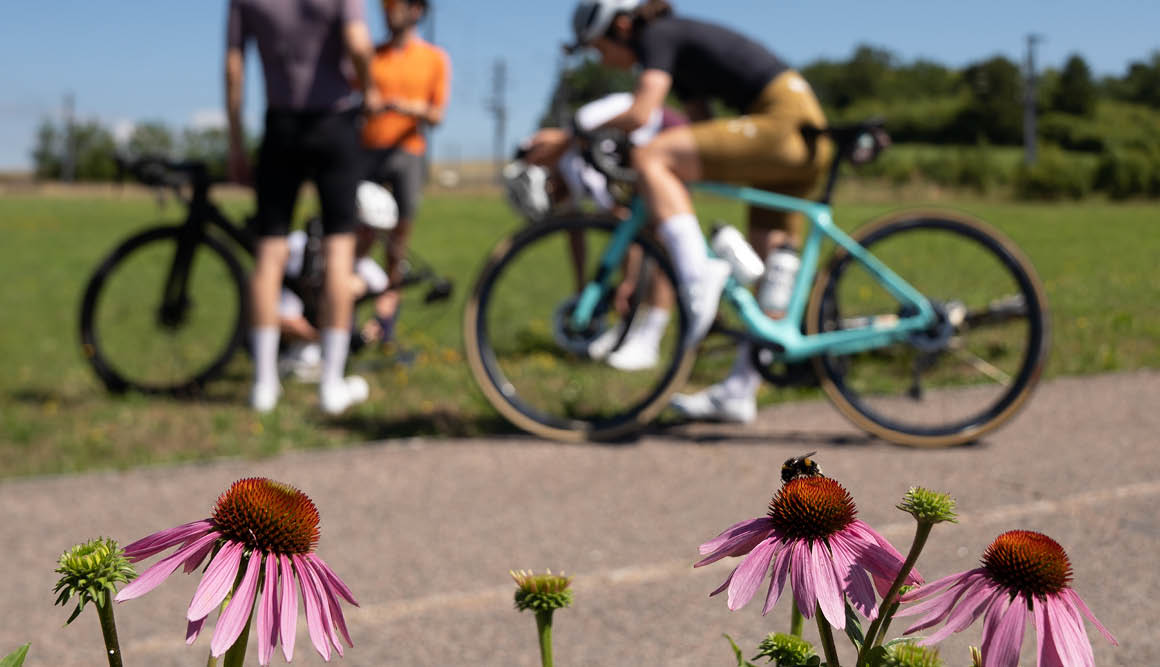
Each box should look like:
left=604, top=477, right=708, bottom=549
left=31, top=119, right=233, bottom=182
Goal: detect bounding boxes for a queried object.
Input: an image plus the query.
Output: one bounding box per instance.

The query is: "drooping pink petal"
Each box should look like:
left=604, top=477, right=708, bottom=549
left=309, top=554, right=359, bottom=606
left=726, top=536, right=779, bottom=611
left=301, top=556, right=343, bottom=656
left=790, top=540, right=818, bottom=619
left=810, top=541, right=846, bottom=629
left=981, top=591, right=1026, bottom=667
left=279, top=555, right=298, bottom=662
left=186, top=541, right=246, bottom=622
left=915, top=579, right=1002, bottom=645
left=708, top=569, right=734, bottom=598
left=1044, top=593, right=1094, bottom=667
left=122, top=520, right=215, bottom=561
left=761, top=545, right=792, bottom=616
left=1061, top=588, right=1118, bottom=645
left=257, top=552, right=280, bottom=666
left=181, top=535, right=219, bottom=574
left=827, top=532, right=877, bottom=619
left=903, top=572, right=991, bottom=631
left=1034, top=598, right=1066, bottom=667
left=115, top=532, right=219, bottom=602
left=307, top=555, right=354, bottom=648
left=900, top=568, right=983, bottom=604
left=210, top=550, right=263, bottom=657
left=845, top=521, right=922, bottom=595
left=186, top=616, right=206, bottom=645
left=293, top=553, right=331, bottom=660
left=696, top=518, right=776, bottom=566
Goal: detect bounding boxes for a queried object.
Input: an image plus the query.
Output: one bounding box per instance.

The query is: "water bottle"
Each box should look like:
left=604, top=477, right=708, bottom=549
left=710, top=224, right=764, bottom=286
left=758, top=246, right=801, bottom=315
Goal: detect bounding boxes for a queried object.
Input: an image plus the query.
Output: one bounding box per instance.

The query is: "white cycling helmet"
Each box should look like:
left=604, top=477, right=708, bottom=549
left=569, top=0, right=642, bottom=50
left=502, top=160, right=552, bottom=222
left=355, top=180, right=398, bottom=230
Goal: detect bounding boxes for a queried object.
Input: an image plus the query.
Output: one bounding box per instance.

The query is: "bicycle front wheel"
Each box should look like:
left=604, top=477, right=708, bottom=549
left=464, top=217, right=693, bottom=441
left=80, top=225, right=247, bottom=395
left=807, top=210, right=1049, bottom=447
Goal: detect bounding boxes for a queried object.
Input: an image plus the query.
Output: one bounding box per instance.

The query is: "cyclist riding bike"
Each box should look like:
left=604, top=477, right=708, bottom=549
left=504, top=92, right=687, bottom=370
left=567, top=0, right=832, bottom=422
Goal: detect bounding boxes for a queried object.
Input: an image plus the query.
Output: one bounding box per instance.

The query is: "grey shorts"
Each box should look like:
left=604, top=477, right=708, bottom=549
left=364, top=148, right=425, bottom=221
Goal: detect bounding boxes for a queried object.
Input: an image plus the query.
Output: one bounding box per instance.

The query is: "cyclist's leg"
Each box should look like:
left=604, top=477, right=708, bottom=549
left=250, top=110, right=307, bottom=410
left=311, top=109, right=367, bottom=412
left=632, top=127, right=730, bottom=344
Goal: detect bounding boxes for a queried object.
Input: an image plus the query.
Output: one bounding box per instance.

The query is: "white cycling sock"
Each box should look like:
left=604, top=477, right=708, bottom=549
left=719, top=342, right=761, bottom=399
left=657, top=213, right=709, bottom=286
left=630, top=306, right=671, bottom=347
left=320, top=328, right=351, bottom=386
left=251, top=326, right=280, bottom=388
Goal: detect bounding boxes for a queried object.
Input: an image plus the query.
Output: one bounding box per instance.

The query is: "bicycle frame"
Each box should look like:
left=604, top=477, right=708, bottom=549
left=572, top=183, right=937, bottom=362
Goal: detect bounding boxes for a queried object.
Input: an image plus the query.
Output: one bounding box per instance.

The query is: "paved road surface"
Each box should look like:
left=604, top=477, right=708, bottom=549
left=3, top=371, right=1157, bottom=666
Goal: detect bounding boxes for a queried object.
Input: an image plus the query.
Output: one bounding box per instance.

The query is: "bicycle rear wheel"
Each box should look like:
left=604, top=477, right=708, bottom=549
left=464, top=216, right=693, bottom=441
left=80, top=225, right=247, bottom=395
left=807, top=210, right=1049, bottom=447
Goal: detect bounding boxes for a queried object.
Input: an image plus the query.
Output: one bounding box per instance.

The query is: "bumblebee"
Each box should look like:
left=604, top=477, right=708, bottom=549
left=780, top=451, right=824, bottom=484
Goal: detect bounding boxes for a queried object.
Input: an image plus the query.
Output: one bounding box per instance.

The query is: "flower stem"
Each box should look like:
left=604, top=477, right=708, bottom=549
left=222, top=609, right=254, bottom=667
left=790, top=598, right=804, bottom=637
left=534, top=610, right=555, bottom=667
left=857, top=522, right=933, bottom=667
left=95, top=596, right=124, bottom=667
left=815, top=605, right=840, bottom=667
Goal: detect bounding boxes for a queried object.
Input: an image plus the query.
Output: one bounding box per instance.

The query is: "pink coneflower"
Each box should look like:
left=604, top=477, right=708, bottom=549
left=114, top=478, right=358, bottom=665
left=896, top=530, right=1117, bottom=667
left=695, top=476, right=922, bottom=629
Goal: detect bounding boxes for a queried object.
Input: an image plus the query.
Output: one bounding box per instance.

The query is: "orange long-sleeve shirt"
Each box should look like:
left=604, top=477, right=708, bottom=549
left=362, top=37, right=450, bottom=156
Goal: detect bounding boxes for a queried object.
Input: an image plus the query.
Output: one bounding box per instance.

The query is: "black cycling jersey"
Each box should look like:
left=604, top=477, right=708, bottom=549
left=632, top=16, right=788, bottom=113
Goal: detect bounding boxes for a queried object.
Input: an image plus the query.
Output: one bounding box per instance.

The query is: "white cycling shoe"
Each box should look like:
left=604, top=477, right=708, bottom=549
left=250, top=381, right=282, bottom=414
left=278, top=342, right=323, bottom=383
left=319, top=375, right=370, bottom=415
left=589, top=321, right=661, bottom=371
left=670, top=383, right=756, bottom=423
left=606, top=336, right=659, bottom=371
left=684, top=258, right=732, bottom=346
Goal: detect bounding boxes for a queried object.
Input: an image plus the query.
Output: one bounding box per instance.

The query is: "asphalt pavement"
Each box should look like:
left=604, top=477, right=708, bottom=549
left=2, top=371, right=1157, bottom=666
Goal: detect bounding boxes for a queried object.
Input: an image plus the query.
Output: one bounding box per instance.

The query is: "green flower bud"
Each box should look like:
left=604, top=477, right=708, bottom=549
left=897, top=487, right=958, bottom=525
left=753, top=632, right=819, bottom=666
left=882, top=641, right=944, bottom=667
left=53, top=538, right=135, bottom=625
left=511, top=569, right=574, bottom=613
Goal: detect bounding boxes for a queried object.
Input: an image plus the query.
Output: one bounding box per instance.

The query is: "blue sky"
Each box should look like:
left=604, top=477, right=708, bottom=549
left=1, top=0, right=1157, bottom=169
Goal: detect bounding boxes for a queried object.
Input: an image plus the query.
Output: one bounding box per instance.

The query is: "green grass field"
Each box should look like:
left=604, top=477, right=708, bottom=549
left=1, top=186, right=1157, bottom=478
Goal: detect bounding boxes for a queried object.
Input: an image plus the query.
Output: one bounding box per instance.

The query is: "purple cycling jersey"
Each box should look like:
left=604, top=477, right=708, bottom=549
left=227, top=0, right=365, bottom=111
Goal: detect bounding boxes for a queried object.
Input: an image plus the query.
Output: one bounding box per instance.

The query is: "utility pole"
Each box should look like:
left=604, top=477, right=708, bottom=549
left=62, top=93, right=76, bottom=182
left=485, top=59, right=507, bottom=181
left=1023, top=34, right=1043, bottom=165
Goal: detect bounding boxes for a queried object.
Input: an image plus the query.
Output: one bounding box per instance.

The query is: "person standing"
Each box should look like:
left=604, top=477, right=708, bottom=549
left=226, top=0, right=381, bottom=414
left=360, top=0, right=450, bottom=344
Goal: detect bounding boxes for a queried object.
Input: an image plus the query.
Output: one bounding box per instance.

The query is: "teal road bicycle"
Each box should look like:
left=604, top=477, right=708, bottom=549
left=464, top=120, right=1049, bottom=446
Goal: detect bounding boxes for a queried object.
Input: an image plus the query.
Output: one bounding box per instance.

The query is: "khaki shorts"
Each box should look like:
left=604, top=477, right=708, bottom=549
left=689, top=70, right=832, bottom=239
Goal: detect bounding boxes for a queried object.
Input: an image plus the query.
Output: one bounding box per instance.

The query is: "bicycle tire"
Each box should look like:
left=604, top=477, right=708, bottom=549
left=806, top=209, right=1049, bottom=447
left=80, top=225, right=247, bottom=395
left=464, top=216, right=694, bottom=441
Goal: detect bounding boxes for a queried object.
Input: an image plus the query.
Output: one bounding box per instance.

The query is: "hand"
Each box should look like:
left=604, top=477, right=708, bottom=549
left=363, top=87, right=385, bottom=115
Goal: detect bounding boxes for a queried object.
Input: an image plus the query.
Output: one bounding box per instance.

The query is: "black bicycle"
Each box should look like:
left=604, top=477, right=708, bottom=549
left=79, top=157, right=452, bottom=395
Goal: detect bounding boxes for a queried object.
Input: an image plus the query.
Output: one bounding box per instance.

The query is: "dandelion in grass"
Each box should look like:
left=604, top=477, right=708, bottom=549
left=896, top=530, right=1116, bottom=667
left=114, top=478, right=358, bottom=665
left=695, top=475, right=922, bottom=629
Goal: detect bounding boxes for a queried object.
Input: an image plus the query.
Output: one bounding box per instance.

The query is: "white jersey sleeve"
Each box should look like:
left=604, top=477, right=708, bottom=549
left=355, top=256, right=389, bottom=294
left=573, top=92, right=664, bottom=146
